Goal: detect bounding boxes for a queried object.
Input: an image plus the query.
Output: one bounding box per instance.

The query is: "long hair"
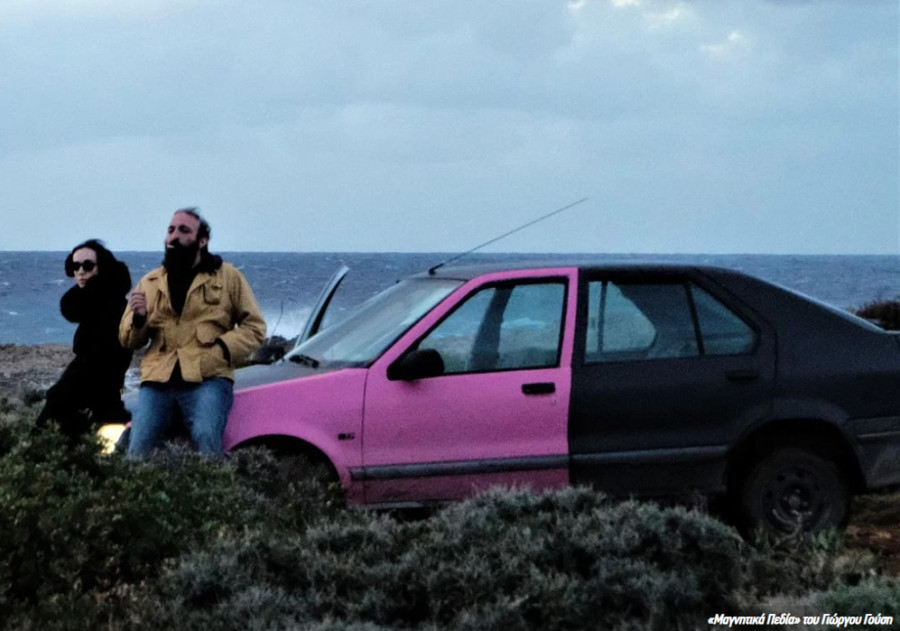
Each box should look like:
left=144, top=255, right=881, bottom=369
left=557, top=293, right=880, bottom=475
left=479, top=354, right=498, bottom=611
left=64, top=239, right=119, bottom=278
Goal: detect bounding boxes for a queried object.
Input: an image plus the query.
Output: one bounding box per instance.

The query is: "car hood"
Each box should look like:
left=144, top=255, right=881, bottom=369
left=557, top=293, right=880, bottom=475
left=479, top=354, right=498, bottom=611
left=234, top=360, right=343, bottom=391
left=120, top=361, right=335, bottom=414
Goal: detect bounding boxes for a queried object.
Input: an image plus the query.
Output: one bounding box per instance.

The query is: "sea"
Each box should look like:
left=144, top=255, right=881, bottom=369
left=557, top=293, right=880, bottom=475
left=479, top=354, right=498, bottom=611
left=0, top=251, right=898, bottom=346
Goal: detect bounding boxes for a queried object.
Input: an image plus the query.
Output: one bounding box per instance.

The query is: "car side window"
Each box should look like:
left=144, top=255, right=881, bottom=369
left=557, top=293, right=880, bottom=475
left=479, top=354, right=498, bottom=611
left=585, top=280, right=756, bottom=363
left=586, top=281, right=699, bottom=362
left=691, top=285, right=756, bottom=355
left=418, top=282, right=565, bottom=374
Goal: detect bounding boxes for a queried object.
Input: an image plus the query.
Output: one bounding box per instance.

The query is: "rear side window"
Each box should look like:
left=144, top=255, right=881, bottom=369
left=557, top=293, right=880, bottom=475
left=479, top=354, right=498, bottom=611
left=692, top=286, right=756, bottom=355
left=584, top=280, right=756, bottom=363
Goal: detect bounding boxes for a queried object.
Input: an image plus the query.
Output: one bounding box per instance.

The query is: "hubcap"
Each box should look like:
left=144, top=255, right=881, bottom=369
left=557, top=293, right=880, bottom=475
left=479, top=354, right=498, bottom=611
left=764, top=467, right=823, bottom=532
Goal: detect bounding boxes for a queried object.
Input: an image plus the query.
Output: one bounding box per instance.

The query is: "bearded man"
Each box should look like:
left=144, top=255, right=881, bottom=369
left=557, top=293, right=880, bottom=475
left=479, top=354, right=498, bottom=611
left=119, top=208, right=266, bottom=456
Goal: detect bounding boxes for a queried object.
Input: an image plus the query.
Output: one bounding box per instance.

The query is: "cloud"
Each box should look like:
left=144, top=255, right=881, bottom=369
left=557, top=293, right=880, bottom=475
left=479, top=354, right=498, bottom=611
left=0, top=0, right=209, bottom=20
left=645, top=3, right=689, bottom=28
left=699, top=30, right=750, bottom=56
left=0, top=0, right=896, bottom=253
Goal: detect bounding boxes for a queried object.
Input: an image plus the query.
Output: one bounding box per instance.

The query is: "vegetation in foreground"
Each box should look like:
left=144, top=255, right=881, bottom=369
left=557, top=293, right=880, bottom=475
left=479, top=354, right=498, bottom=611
left=1, top=401, right=898, bottom=630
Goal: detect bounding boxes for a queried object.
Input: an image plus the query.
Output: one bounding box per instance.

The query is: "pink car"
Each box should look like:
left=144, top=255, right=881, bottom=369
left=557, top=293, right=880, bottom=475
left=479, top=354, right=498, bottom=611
left=224, top=262, right=900, bottom=534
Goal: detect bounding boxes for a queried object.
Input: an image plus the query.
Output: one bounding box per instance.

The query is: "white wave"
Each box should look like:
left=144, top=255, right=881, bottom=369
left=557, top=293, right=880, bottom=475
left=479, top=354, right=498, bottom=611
left=261, top=306, right=313, bottom=341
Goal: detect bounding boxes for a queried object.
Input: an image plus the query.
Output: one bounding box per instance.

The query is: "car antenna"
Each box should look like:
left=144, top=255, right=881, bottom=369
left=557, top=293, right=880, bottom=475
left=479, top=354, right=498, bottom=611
left=427, top=197, right=589, bottom=275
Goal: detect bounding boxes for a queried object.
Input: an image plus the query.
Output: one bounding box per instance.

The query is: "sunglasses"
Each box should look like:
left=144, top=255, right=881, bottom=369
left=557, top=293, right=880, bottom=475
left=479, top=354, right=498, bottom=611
left=70, top=260, right=97, bottom=272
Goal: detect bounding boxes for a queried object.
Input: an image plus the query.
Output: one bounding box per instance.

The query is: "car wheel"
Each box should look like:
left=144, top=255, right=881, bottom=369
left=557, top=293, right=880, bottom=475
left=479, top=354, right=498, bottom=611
left=738, top=447, right=848, bottom=535
left=232, top=443, right=344, bottom=507
left=277, top=451, right=333, bottom=483
left=276, top=451, right=345, bottom=507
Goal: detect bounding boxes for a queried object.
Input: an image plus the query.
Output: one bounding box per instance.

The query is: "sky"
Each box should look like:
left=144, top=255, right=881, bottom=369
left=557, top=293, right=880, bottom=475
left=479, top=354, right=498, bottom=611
left=0, top=0, right=897, bottom=254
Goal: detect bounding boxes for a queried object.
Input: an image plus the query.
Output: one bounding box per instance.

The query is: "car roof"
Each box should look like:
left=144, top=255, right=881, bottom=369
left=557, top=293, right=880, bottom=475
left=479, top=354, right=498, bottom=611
left=415, top=258, right=741, bottom=281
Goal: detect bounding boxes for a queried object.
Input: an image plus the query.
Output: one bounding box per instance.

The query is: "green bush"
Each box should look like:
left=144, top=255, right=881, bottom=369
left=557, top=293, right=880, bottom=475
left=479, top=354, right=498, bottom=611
left=852, top=490, right=900, bottom=527
left=1, top=399, right=891, bottom=631
left=130, top=487, right=748, bottom=630
left=0, top=415, right=343, bottom=629
left=817, top=579, right=900, bottom=620
left=746, top=528, right=880, bottom=604
left=0, top=439, right=240, bottom=622
left=852, top=298, right=900, bottom=331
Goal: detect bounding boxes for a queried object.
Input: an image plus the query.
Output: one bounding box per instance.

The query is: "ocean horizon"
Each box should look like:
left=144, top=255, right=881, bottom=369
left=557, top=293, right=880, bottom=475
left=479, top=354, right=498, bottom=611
left=1, top=251, right=897, bottom=346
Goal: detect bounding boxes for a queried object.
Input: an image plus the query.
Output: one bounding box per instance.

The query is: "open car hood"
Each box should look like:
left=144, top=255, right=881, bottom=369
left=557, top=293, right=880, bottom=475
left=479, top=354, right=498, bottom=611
left=294, top=264, right=349, bottom=348
left=233, top=264, right=351, bottom=388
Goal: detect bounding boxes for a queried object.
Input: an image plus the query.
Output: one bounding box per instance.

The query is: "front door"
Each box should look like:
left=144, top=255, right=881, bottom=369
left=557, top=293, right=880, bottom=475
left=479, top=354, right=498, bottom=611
left=362, top=270, right=578, bottom=506
left=569, top=271, right=776, bottom=496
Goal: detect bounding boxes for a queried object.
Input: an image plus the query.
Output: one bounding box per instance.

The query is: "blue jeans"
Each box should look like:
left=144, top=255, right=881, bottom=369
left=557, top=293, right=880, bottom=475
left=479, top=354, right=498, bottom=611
left=127, top=378, right=234, bottom=457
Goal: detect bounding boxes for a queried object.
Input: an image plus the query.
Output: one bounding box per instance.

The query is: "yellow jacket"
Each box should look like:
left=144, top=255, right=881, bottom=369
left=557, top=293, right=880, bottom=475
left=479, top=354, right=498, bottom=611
left=119, top=261, right=266, bottom=383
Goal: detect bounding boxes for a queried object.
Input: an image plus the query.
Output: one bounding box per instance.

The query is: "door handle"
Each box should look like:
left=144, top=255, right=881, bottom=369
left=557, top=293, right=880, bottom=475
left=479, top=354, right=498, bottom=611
left=726, top=369, right=759, bottom=382
left=522, top=382, right=556, bottom=395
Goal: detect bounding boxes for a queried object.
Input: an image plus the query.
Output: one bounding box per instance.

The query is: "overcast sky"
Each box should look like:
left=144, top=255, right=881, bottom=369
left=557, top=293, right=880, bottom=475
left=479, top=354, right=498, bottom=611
left=1, top=0, right=897, bottom=254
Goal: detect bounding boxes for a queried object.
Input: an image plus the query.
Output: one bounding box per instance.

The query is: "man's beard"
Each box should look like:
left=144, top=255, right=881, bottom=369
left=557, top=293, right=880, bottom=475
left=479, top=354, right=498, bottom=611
left=164, top=240, right=201, bottom=272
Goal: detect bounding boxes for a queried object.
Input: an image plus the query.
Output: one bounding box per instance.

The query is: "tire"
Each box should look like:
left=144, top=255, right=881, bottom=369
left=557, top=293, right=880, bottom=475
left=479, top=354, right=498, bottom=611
left=277, top=452, right=335, bottom=485
left=231, top=443, right=345, bottom=508
left=275, top=451, right=345, bottom=507
left=738, top=447, right=848, bottom=535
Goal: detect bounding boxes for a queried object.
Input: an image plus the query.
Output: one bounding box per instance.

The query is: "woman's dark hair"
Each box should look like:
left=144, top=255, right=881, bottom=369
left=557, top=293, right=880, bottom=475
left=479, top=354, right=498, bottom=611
left=64, top=239, right=119, bottom=277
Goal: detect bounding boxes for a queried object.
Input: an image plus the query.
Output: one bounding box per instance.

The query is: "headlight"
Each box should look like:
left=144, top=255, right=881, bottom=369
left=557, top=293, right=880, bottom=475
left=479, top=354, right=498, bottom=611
left=97, top=423, right=128, bottom=455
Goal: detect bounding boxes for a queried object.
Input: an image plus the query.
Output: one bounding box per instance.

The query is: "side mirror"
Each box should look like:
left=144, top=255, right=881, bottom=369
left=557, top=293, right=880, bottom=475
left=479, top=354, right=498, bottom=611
left=387, top=348, right=445, bottom=381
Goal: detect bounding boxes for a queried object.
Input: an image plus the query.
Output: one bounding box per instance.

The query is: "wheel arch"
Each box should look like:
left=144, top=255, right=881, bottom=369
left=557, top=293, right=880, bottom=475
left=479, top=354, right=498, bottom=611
left=230, top=434, right=341, bottom=482
left=726, top=418, right=865, bottom=494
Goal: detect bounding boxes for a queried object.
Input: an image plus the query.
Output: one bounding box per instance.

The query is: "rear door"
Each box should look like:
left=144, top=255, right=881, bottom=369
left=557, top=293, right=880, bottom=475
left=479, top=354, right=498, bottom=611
left=361, top=269, right=578, bottom=505
left=569, top=269, right=775, bottom=495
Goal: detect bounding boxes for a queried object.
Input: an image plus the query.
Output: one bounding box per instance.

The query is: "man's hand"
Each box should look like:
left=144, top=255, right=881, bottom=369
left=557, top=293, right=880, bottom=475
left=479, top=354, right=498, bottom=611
left=129, top=290, right=147, bottom=316
left=129, top=290, right=148, bottom=328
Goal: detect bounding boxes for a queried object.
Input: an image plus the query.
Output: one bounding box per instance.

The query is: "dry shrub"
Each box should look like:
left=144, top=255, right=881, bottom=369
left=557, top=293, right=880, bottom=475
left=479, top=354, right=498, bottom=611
left=130, top=488, right=748, bottom=631
left=1, top=401, right=888, bottom=630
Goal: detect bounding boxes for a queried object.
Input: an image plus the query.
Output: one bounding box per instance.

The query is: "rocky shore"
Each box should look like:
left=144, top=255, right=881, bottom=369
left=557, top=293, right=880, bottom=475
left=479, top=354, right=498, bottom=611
left=0, top=340, right=282, bottom=404
left=0, top=344, right=75, bottom=402
left=0, top=343, right=148, bottom=404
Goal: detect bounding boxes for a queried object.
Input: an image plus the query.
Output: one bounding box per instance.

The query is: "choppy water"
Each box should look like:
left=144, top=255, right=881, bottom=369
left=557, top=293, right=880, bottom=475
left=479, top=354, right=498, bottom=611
left=0, top=251, right=897, bottom=345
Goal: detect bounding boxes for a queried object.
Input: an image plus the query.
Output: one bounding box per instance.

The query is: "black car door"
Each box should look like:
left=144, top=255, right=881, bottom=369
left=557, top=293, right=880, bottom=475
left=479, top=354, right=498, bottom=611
left=568, top=269, right=776, bottom=496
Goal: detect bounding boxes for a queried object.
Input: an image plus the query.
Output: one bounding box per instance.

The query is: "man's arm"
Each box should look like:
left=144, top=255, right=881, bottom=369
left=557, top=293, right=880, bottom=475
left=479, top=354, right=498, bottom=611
left=218, top=270, right=267, bottom=367
left=119, top=280, right=151, bottom=350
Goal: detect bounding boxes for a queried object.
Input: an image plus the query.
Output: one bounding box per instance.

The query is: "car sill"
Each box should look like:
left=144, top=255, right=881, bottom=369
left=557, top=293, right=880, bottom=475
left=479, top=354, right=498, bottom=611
left=350, top=454, right=569, bottom=481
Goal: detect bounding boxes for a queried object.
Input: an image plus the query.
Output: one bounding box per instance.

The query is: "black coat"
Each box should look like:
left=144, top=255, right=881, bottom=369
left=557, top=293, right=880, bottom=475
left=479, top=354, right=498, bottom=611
left=61, top=260, right=133, bottom=382
left=37, top=261, right=134, bottom=437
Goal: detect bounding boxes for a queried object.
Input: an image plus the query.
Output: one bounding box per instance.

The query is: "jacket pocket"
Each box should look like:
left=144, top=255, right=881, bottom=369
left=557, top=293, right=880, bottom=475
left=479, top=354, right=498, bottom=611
left=203, top=282, right=223, bottom=305
left=196, top=322, right=221, bottom=346
left=197, top=323, right=228, bottom=376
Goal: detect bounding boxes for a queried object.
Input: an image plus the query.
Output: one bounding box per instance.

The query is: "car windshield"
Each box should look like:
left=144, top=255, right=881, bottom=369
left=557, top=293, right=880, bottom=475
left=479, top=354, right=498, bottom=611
left=287, top=278, right=463, bottom=365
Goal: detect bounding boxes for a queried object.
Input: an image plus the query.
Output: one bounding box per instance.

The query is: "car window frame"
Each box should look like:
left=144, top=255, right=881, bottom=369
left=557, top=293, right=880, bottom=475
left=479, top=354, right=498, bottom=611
left=689, top=282, right=760, bottom=357
left=405, top=276, right=571, bottom=377
left=576, top=270, right=761, bottom=366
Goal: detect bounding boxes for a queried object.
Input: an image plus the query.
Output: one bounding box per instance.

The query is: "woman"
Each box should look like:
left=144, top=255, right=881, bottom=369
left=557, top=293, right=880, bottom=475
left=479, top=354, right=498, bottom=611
left=36, top=240, right=133, bottom=443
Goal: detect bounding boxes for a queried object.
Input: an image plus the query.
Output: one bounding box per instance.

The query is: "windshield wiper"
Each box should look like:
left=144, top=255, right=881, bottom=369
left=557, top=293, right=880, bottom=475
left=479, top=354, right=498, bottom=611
left=289, top=353, right=320, bottom=368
